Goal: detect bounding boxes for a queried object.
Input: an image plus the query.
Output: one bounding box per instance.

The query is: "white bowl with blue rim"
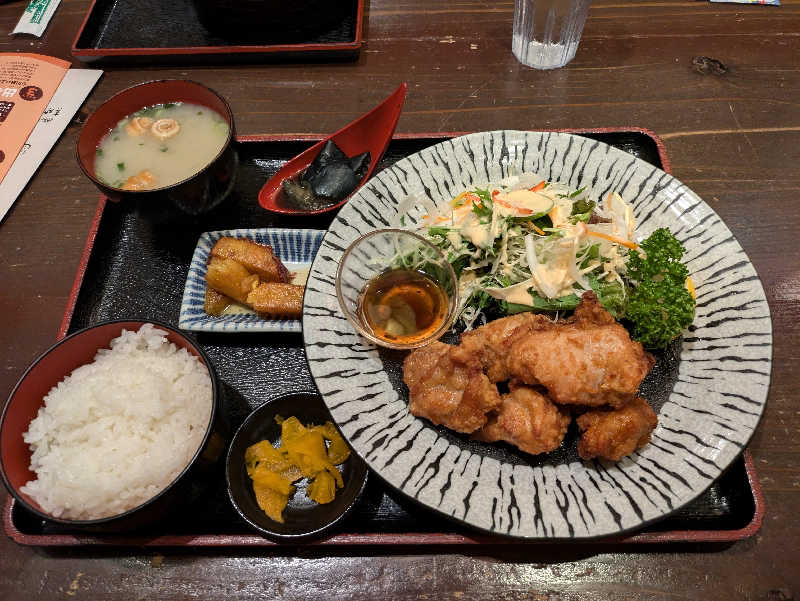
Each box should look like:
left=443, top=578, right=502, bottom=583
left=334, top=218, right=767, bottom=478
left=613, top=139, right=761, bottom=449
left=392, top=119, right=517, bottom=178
left=179, top=228, right=324, bottom=333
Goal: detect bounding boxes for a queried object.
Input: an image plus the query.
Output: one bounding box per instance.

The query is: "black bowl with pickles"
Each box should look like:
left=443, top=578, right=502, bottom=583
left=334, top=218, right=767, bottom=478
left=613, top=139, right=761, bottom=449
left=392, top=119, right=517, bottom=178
left=226, top=391, right=368, bottom=541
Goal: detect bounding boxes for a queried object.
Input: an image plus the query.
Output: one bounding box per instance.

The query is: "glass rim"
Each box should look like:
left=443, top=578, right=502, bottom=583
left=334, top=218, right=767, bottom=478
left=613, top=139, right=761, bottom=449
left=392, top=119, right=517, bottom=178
left=335, top=228, right=459, bottom=350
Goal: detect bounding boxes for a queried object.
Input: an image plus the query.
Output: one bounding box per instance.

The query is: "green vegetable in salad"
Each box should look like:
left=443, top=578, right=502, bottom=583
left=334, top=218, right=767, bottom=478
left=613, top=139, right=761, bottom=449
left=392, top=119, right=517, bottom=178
left=587, top=273, right=627, bottom=319
left=392, top=176, right=694, bottom=342
left=471, top=188, right=493, bottom=219
left=624, top=228, right=696, bottom=348
left=569, top=197, right=596, bottom=224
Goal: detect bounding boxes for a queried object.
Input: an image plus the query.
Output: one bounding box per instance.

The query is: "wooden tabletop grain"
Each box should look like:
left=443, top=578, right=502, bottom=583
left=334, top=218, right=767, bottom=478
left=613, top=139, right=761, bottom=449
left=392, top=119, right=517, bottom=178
left=1, top=0, right=798, bottom=599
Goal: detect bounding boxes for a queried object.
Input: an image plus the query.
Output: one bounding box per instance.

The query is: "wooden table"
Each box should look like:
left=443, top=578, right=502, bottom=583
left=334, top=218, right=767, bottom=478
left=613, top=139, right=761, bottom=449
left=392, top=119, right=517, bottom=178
left=1, top=0, right=798, bottom=598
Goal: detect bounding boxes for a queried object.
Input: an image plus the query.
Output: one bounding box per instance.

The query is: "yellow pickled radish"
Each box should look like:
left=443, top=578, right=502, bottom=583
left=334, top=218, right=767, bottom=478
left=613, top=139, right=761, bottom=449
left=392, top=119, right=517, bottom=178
left=252, top=480, right=291, bottom=523
left=245, top=416, right=353, bottom=522
left=307, top=470, right=336, bottom=504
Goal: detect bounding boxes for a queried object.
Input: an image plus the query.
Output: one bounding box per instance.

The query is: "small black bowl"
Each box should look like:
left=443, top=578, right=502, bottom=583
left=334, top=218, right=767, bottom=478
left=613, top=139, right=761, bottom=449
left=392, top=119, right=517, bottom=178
left=76, top=80, right=237, bottom=219
left=226, top=392, right=367, bottom=541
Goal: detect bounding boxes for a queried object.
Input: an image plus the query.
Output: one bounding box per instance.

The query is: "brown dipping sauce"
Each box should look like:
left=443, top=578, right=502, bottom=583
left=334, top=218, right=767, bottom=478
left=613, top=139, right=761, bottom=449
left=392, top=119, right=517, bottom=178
left=358, top=269, right=448, bottom=345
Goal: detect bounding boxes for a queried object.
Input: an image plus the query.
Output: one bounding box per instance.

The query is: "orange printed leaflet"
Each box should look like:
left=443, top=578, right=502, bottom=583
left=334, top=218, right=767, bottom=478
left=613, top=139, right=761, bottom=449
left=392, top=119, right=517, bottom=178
left=0, top=53, right=69, bottom=184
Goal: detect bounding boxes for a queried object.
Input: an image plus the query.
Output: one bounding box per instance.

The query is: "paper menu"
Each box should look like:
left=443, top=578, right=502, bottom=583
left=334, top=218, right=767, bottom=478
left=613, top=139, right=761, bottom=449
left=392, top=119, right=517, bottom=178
left=0, top=53, right=70, bottom=184
left=0, top=68, right=102, bottom=222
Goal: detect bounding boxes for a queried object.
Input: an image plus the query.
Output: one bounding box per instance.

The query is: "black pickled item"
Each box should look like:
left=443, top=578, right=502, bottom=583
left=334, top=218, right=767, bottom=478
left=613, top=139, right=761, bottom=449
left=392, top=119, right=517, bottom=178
left=282, top=140, right=371, bottom=210
left=348, top=150, right=370, bottom=177
left=303, top=140, right=370, bottom=200
left=303, top=139, right=349, bottom=181
left=307, top=162, right=360, bottom=199
left=10, top=134, right=758, bottom=541
left=226, top=392, right=368, bottom=541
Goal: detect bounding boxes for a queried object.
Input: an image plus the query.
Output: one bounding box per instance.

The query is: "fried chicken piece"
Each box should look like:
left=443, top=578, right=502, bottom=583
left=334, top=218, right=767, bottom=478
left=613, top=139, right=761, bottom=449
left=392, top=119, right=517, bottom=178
left=505, top=293, right=654, bottom=408
left=403, top=341, right=501, bottom=433
left=246, top=283, right=304, bottom=318
left=576, top=396, right=658, bottom=461
left=452, top=312, right=550, bottom=382
left=474, top=383, right=570, bottom=455
left=211, top=237, right=290, bottom=283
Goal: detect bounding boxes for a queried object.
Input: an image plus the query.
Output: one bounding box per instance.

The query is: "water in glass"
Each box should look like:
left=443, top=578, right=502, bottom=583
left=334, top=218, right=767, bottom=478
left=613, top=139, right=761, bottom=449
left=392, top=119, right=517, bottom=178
left=512, top=0, right=591, bottom=69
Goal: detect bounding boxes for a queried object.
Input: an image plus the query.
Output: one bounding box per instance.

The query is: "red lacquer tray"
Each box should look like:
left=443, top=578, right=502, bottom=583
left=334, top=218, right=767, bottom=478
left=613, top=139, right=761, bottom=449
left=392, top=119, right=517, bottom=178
left=71, top=0, right=364, bottom=65
left=2, top=129, right=765, bottom=547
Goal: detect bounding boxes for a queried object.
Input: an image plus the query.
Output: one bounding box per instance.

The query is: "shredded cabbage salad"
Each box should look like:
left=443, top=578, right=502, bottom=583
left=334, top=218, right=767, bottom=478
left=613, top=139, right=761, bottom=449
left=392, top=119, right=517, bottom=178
left=396, top=172, right=641, bottom=329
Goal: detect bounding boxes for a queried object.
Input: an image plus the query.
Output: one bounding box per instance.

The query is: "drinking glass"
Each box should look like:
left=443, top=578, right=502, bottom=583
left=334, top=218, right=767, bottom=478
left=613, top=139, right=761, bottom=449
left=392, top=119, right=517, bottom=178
left=512, top=0, right=591, bottom=69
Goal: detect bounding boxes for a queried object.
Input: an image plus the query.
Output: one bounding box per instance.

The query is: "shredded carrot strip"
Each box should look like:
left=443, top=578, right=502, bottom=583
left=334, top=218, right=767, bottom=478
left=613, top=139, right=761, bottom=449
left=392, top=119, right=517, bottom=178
left=686, top=277, right=696, bottom=299
left=530, top=181, right=546, bottom=192
left=585, top=229, right=639, bottom=249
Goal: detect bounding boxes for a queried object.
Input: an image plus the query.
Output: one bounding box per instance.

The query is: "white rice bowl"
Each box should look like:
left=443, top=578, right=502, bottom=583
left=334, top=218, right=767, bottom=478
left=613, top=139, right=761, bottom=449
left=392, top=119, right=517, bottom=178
left=20, top=324, right=213, bottom=521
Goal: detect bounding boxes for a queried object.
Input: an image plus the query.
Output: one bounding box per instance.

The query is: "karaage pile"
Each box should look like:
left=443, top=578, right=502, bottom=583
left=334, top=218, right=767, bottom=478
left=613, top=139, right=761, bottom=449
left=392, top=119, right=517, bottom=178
left=402, top=293, right=658, bottom=462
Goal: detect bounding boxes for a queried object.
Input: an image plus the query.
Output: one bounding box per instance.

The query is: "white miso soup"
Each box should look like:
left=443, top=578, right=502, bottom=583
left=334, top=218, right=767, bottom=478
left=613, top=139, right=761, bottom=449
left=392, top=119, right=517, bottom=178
left=94, top=102, right=229, bottom=191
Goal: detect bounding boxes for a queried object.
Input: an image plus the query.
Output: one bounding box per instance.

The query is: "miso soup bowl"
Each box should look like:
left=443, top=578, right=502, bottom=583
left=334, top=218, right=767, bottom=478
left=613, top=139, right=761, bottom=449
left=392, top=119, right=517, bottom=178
left=77, top=80, right=237, bottom=218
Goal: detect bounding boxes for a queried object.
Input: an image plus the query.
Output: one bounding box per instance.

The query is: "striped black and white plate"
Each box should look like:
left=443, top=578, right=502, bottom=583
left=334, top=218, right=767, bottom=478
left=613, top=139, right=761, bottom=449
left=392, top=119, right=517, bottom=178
left=179, top=228, right=324, bottom=333
left=302, top=131, right=772, bottom=539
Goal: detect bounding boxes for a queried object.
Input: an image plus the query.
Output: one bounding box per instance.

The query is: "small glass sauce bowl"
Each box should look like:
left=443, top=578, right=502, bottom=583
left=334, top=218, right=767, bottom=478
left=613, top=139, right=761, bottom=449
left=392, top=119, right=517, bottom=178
left=335, top=229, right=459, bottom=350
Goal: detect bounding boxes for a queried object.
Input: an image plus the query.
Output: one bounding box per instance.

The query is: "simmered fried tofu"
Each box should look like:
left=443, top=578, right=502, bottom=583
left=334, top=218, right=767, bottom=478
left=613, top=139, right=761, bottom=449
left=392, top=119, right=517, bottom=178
left=205, top=256, right=260, bottom=304
left=204, top=287, right=232, bottom=317
left=246, top=283, right=304, bottom=318
left=211, top=237, right=290, bottom=283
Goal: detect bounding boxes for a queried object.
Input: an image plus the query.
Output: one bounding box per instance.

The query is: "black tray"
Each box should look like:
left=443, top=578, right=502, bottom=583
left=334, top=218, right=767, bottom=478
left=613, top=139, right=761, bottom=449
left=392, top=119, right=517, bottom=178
left=4, top=131, right=764, bottom=546
left=71, top=0, right=364, bottom=65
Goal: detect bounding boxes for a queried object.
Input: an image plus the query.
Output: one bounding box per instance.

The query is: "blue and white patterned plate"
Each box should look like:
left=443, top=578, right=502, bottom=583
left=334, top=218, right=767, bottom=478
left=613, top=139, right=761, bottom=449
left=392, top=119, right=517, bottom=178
left=303, top=131, right=772, bottom=540
left=179, top=228, right=324, bottom=333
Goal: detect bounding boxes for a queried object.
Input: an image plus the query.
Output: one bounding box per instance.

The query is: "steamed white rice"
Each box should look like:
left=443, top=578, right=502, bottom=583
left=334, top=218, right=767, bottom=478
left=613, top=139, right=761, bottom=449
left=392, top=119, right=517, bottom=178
left=20, top=324, right=213, bottom=520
